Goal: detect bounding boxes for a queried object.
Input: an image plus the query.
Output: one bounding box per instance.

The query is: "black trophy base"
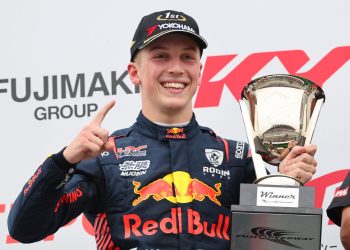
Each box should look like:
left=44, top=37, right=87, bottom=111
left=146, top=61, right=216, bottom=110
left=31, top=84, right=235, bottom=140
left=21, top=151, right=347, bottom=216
left=231, top=184, right=322, bottom=250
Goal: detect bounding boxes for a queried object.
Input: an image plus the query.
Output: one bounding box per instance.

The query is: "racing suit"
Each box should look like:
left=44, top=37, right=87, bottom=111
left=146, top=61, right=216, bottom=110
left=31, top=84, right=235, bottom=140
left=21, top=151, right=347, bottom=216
left=327, top=171, right=350, bottom=226
left=8, top=112, right=256, bottom=250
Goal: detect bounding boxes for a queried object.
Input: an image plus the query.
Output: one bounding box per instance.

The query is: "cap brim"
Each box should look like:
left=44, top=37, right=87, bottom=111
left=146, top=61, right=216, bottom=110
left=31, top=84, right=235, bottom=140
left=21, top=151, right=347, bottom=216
left=138, top=29, right=208, bottom=50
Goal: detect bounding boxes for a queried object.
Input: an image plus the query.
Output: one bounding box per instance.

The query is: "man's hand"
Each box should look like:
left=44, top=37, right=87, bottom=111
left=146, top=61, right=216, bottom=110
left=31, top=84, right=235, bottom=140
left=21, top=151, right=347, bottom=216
left=63, top=100, right=116, bottom=164
left=279, top=144, right=317, bottom=184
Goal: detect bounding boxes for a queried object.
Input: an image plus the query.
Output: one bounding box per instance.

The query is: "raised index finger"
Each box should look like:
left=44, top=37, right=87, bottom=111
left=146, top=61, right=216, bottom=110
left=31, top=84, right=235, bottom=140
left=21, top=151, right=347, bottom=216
left=90, top=100, right=116, bottom=126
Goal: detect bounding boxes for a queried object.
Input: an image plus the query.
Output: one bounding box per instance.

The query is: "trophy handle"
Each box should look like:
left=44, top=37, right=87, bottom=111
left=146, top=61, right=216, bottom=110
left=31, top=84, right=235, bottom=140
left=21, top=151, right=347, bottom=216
left=239, top=100, right=267, bottom=179
left=303, top=99, right=324, bottom=145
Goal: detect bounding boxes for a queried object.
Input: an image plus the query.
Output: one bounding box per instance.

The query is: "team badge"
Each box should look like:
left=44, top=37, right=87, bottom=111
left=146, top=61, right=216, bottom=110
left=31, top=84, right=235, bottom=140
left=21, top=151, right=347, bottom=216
left=205, top=149, right=224, bottom=167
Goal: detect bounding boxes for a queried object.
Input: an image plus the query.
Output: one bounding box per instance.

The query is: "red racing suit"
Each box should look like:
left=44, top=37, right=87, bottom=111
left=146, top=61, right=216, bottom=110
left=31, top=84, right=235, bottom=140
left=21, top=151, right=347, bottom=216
left=8, top=112, right=256, bottom=250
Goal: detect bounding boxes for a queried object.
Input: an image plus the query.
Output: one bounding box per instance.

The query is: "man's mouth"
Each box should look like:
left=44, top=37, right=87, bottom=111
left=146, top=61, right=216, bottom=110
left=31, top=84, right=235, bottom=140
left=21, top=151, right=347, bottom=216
left=162, top=82, right=187, bottom=89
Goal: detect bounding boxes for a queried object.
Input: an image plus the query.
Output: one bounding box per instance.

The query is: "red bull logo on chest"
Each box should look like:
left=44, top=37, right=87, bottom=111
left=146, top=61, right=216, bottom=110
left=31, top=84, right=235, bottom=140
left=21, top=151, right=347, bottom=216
left=132, top=171, right=222, bottom=206
left=123, top=207, right=230, bottom=240
left=127, top=172, right=227, bottom=240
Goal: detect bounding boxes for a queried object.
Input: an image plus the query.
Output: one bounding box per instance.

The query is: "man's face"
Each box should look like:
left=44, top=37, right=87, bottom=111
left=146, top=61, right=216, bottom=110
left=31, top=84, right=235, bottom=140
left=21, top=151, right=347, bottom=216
left=128, top=33, right=202, bottom=122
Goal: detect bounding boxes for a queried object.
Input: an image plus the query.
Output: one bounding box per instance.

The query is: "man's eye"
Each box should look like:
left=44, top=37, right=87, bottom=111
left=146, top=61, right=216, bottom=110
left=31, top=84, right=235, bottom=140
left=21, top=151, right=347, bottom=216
left=154, top=54, right=167, bottom=60
left=183, top=55, right=195, bottom=61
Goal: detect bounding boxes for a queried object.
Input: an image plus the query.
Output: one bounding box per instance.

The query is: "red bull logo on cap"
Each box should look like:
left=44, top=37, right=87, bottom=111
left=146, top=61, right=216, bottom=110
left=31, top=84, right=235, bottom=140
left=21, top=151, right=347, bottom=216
left=132, top=171, right=221, bottom=206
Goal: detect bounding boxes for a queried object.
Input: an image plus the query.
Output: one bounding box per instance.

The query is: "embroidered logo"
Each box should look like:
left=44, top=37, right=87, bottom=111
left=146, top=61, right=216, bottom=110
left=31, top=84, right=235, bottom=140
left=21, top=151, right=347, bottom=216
left=235, top=141, right=245, bottom=159
left=205, top=149, right=224, bottom=167
left=165, top=127, right=186, bottom=139
left=335, top=186, right=349, bottom=198
left=117, top=145, right=147, bottom=158
left=119, top=160, right=150, bottom=177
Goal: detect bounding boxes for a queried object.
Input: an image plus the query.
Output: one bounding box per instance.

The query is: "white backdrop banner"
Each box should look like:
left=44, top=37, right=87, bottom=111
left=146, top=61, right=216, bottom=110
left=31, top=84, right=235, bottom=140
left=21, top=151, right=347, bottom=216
left=1, top=0, right=349, bottom=249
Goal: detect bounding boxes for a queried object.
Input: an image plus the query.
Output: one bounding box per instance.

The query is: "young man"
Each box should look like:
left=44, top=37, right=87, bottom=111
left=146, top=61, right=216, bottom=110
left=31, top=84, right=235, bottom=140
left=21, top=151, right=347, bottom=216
left=8, top=10, right=317, bottom=250
left=327, top=171, right=350, bottom=249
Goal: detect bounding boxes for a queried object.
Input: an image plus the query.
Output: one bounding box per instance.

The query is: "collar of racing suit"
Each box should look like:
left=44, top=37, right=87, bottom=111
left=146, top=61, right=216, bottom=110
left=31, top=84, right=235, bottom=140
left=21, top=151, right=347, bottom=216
left=133, top=111, right=201, bottom=140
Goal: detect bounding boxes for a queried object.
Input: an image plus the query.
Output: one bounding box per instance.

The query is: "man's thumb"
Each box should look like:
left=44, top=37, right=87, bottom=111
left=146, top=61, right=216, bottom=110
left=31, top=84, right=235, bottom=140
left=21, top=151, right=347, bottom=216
left=102, top=139, right=115, bottom=152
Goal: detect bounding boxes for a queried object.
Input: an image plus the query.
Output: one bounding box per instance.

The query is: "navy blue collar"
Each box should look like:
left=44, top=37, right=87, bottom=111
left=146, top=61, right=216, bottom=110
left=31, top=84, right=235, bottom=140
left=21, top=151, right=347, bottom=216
left=133, top=111, right=200, bottom=140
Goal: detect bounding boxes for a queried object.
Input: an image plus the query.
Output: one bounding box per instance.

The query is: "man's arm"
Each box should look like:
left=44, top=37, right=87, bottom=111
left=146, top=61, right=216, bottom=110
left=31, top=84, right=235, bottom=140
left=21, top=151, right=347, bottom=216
left=8, top=151, right=101, bottom=242
left=326, top=171, right=350, bottom=249
left=341, top=206, right=350, bottom=249
left=8, top=101, right=115, bottom=243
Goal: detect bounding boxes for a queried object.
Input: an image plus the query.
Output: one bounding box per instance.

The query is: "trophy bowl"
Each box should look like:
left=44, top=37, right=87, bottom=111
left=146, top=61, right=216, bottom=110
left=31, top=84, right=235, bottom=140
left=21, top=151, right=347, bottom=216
left=240, top=74, right=325, bottom=185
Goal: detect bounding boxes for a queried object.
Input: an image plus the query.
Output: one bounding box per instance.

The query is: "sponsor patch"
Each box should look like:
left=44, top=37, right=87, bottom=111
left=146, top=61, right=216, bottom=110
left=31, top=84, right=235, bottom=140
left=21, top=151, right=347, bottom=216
left=157, top=11, right=186, bottom=21
left=335, top=186, right=349, bottom=198
left=117, top=145, right=147, bottom=158
left=123, top=207, right=230, bottom=240
left=205, top=149, right=223, bottom=167
left=158, top=23, right=194, bottom=32
left=23, top=167, right=42, bottom=195
left=54, top=187, right=83, bottom=213
left=119, top=160, right=150, bottom=177
left=203, top=166, right=230, bottom=179
left=132, top=171, right=222, bottom=207
left=235, top=141, right=245, bottom=159
left=165, top=127, right=187, bottom=139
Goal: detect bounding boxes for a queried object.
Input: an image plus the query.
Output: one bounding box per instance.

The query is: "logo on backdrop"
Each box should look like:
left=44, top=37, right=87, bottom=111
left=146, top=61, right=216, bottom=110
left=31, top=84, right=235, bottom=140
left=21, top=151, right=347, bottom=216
left=0, top=70, right=139, bottom=120
left=1, top=46, right=350, bottom=121
left=194, top=46, right=350, bottom=107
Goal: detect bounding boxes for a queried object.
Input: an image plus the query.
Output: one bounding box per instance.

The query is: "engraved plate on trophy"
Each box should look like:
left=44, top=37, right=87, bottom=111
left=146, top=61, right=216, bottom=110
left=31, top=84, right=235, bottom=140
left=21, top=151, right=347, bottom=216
left=239, top=74, right=325, bottom=186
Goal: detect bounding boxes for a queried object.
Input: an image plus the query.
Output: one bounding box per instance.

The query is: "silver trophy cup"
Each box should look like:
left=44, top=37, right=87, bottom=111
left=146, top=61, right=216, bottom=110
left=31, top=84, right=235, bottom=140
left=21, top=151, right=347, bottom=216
left=239, top=74, right=325, bottom=186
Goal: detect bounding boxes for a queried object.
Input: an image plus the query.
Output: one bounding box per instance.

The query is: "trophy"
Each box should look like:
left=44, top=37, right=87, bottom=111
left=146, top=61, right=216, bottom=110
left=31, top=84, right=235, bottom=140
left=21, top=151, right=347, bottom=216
left=231, top=74, right=325, bottom=250
left=239, top=74, right=325, bottom=186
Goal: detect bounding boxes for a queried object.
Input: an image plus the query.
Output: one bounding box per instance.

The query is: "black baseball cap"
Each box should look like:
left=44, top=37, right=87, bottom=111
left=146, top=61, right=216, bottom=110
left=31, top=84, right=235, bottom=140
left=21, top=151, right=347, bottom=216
left=130, top=10, right=208, bottom=61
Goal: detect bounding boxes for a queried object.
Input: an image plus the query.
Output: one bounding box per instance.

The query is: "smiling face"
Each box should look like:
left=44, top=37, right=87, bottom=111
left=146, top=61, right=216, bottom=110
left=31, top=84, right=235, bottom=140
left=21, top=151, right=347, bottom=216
left=128, top=33, right=202, bottom=124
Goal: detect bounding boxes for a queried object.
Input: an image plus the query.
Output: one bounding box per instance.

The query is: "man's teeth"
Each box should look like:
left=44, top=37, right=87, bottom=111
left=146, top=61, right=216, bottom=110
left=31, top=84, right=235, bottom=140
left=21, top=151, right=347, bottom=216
left=163, top=82, right=185, bottom=89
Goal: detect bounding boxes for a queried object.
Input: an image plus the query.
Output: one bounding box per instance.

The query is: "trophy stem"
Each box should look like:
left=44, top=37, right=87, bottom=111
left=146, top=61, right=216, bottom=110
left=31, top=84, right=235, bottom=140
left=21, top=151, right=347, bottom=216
left=254, top=174, right=303, bottom=186
left=239, top=100, right=267, bottom=179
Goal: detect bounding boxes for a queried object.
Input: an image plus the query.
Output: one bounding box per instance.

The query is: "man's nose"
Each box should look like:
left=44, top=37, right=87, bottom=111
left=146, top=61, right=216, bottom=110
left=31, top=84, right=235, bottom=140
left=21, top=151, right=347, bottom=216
left=167, top=59, right=185, bottom=75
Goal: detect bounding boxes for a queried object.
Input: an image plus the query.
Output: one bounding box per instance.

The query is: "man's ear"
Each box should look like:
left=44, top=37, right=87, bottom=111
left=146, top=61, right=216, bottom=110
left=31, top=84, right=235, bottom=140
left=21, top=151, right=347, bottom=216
left=127, top=62, right=141, bottom=85
left=198, top=63, right=203, bottom=86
